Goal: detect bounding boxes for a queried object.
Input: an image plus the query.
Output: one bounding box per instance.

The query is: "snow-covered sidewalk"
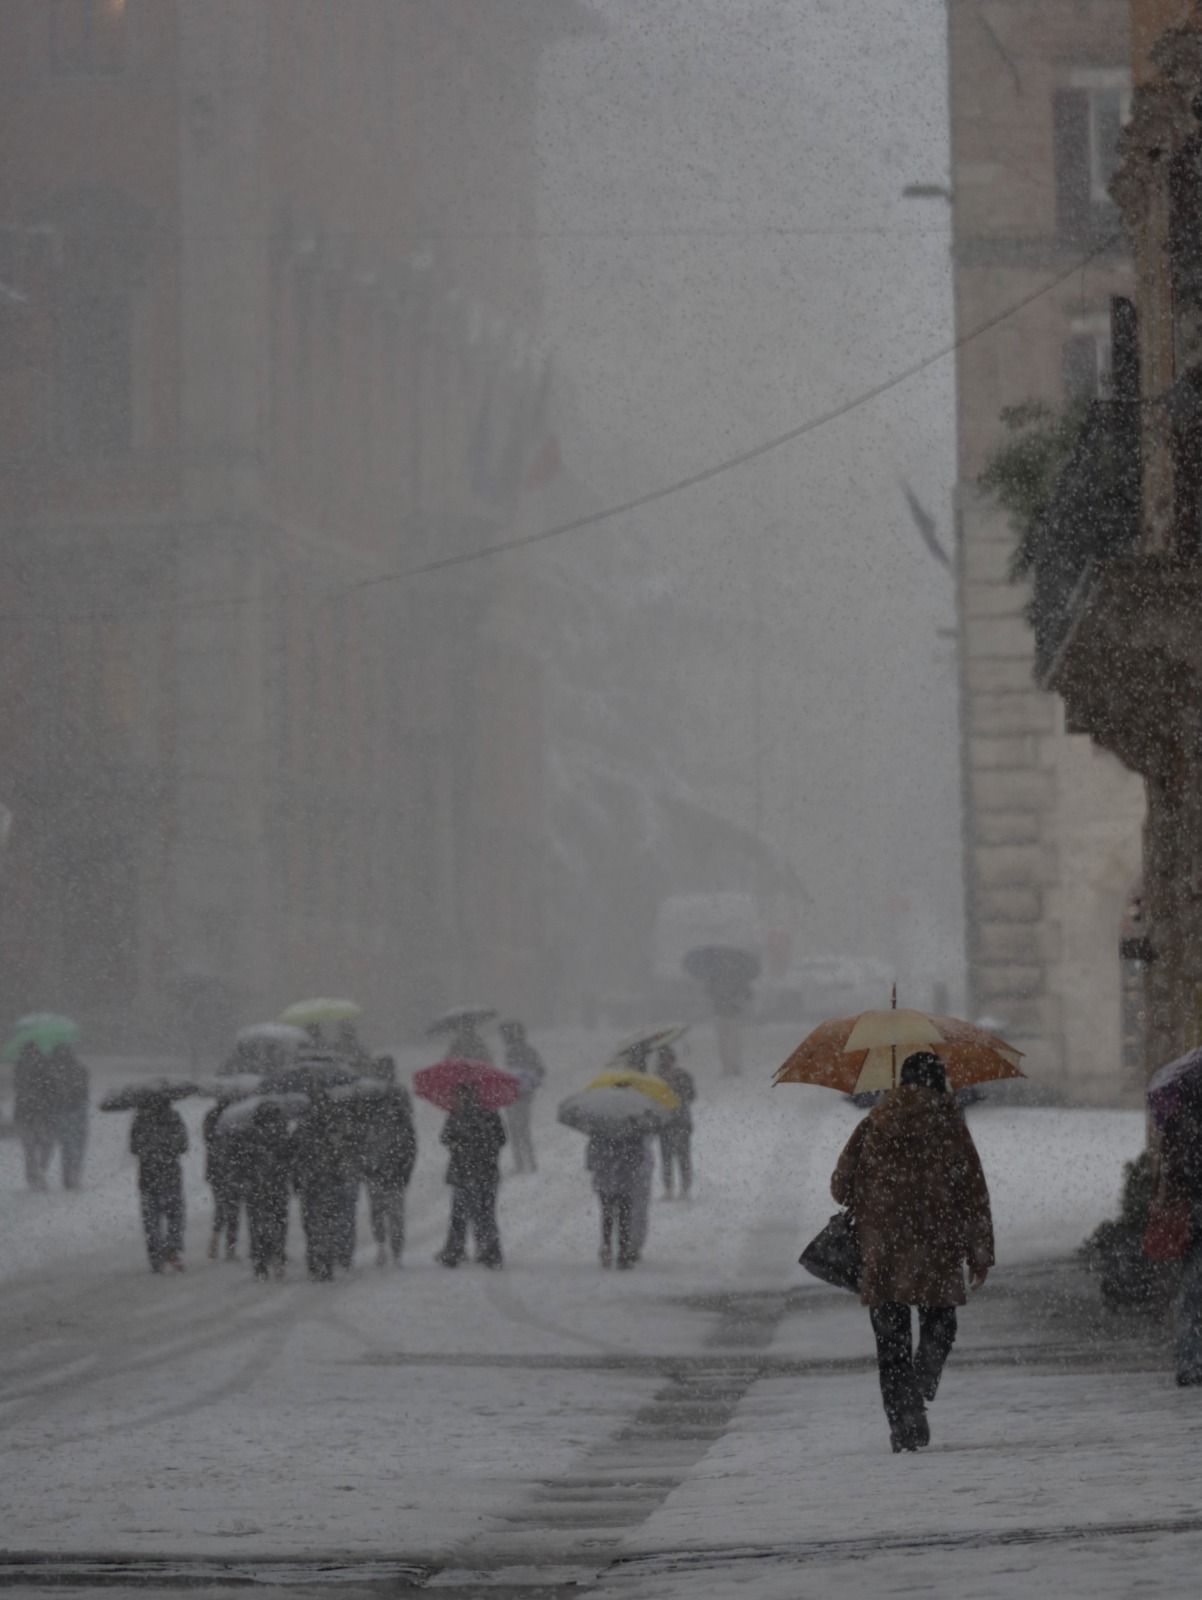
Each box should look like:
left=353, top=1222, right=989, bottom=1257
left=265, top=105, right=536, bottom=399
left=0, top=1028, right=1173, bottom=1595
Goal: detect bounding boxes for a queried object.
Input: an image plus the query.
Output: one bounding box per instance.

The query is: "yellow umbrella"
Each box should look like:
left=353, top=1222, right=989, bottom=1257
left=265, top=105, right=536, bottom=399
left=585, top=1068, right=680, bottom=1111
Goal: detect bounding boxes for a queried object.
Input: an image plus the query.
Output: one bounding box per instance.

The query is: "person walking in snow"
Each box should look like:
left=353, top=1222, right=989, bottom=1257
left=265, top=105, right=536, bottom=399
left=46, top=1044, right=90, bottom=1190
left=655, top=1045, right=696, bottom=1199
left=203, top=1099, right=249, bottom=1260
left=362, top=1066, right=417, bottom=1267
left=290, top=1089, right=349, bottom=1282
left=436, top=1083, right=506, bottom=1269
left=1159, top=1072, right=1202, bottom=1384
left=499, top=1020, right=545, bottom=1174
left=587, top=1124, right=646, bottom=1269
left=130, top=1097, right=189, bottom=1273
left=244, top=1101, right=292, bottom=1281
left=830, top=1051, right=993, bottom=1452
left=13, top=1044, right=55, bottom=1190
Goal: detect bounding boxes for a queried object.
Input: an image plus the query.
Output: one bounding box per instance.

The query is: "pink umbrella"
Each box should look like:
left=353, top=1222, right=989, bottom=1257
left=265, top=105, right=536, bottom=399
left=413, top=1057, right=521, bottom=1112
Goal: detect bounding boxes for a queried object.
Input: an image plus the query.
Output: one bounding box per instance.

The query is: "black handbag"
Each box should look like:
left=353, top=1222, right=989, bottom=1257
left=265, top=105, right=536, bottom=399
left=799, top=1209, right=862, bottom=1293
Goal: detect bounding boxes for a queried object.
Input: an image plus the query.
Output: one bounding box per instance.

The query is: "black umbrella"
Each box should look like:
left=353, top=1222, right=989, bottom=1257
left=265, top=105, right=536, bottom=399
left=99, top=1079, right=204, bottom=1112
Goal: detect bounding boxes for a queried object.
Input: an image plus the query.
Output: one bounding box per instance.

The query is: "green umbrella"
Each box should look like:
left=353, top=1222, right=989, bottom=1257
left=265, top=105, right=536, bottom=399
left=279, top=998, right=361, bottom=1027
left=4, top=1013, right=80, bottom=1060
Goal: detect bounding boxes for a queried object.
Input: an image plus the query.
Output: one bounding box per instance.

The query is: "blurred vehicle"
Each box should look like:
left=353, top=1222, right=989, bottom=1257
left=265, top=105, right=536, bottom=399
left=758, top=955, right=896, bottom=1025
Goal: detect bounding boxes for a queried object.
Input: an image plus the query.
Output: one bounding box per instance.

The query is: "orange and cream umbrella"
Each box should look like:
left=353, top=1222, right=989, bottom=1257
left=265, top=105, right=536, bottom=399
left=773, top=1008, right=1024, bottom=1096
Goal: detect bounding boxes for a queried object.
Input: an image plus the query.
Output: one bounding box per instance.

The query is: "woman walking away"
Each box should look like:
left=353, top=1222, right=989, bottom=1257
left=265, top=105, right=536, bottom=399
left=130, top=1097, right=189, bottom=1273
left=587, top=1124, right=646, bottom=1269
left=437, top=1084, right=506, bottom=1269
left=363, top=1065, right=417, bottom=1266
left=656, top=1045, right=696, bottom=1199
left=245, top=1102, right=292, bottom=1281
left=1160, top=1072, right=1202, bottom=1384
left=500, top=1020, right=545, bottom=1174
left=831, top=1051, right=993, bottom=1452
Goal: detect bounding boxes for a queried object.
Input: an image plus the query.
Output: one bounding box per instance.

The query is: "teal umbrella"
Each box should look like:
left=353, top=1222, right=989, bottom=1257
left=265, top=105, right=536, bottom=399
left=4, top=1013, right=80, bottom=1060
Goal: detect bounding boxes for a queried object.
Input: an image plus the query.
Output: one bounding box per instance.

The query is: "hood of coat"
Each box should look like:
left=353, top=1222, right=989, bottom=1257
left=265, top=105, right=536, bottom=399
left=865, top=1081, right=958, bottom=1137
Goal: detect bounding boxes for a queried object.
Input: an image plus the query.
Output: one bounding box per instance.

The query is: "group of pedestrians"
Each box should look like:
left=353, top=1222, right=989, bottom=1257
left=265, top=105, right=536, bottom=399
left=197, top=1058, right=418, bottom=1283
left=13, top=1043, right=90, bottom=1191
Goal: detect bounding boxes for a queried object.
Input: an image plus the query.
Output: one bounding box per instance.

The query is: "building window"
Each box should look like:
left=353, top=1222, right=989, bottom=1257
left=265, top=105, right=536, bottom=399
left=1054, top=69, right=1131, bottom=242
left=50, top=0, right=128, bottom=76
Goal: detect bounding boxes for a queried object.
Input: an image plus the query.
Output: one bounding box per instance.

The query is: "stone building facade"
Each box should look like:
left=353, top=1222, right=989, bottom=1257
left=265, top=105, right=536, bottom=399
left=0, top=0, right=590, bottom=1048
left=1042, top=0, right=1202, bottom=1074
left=949, top=0, right=1148, bottom=1101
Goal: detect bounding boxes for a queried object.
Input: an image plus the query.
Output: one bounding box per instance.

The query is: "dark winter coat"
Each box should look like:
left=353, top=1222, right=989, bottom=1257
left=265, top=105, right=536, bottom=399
left=587, top=1128, right=647, bottom=1196
left=362, top=1094, right=417, bottom=1191
left=13, top=1048, right=54, bottom=1130
left=831, top=1083, right=994, bottom=1308
left=130, top=1105, right=189, bottom=1192
left=202, top=1105, right=251, bottom=1191
left=289, top=1099, right=348, bottom=1196
left=45, top=1048, right=89, bottom=1115
left=1162, top=1093, right=1202, bottom=1208
left=658, top=1065, right=696, bottom=1131
left=244, top=1105, right=293, bottom=1209
left=441, top=1103, right=506, bottom=1189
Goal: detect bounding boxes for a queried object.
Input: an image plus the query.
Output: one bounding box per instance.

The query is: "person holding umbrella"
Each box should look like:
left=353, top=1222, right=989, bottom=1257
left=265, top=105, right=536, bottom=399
left=830, top=1051, right=994, bottom=1452
left=587, top=1123, right=646, bottom=1270
left=244, top=1101, right=293, bottom=1281
left=655, top=1044, right=696, bottom=1200
left=130, top=1096, right=190, bottom=1273
left=13, top=1042, right=55, bottom=1191
left=290, top=1087, right=350, bottom=1282
left=360, top=1063, right=418, bottom=1267
left=436, top=1083, right=506, bottom=1269
left=46, top=1044, right=90, bottom=1190
left=203, top=1095, right=249, bottom=1261
left=499, top=1020, right=545, bottom=1174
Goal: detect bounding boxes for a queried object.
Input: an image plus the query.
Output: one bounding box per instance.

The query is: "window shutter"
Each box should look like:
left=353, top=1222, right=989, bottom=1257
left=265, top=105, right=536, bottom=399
left=1054, top=89, right=1091, bottom=241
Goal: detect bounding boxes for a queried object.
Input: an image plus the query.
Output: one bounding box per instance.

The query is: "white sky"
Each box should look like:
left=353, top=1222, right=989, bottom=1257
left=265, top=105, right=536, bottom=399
left=533, top=0, right=963, bottom=1003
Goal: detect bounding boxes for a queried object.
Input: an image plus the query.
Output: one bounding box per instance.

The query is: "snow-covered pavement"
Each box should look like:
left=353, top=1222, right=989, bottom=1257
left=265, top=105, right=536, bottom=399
left=0, top=1028, right=1185, bottom=1596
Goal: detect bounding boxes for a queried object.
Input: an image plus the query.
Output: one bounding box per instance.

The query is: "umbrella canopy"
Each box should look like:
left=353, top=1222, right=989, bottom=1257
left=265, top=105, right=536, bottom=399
left=413, top=1057, right=520, bottom=1112
left=216, top=1092, right=310, bottom=1132
left=1147, top=1046, right=1202, bottom=1129
left=558, top=1086, right=675, bottom=1135
left=607, top=1024, right=689, bottom=1068
left=197, top=1073, right=263, bottom=1102
left=585, top=1068, right=680, bottom=1111
left=329, top=1079, right=390, bottom=1103
left=236, top=1022, right=308, bottom=1049
left=99, top=1079, right=203, bottom=1112
left=774, top=1010, right=1024, bottom=1096
left=4, top=1013, right=80, bottom=1060
left=259, top=1055, right=361, bottom=1094
left=278, top=998, right=361, bottom=1027
left=427, top=1007, right=498, bottom=1036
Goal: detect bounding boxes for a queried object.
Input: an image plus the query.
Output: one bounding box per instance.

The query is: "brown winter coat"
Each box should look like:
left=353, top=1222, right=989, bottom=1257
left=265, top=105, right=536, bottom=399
left=831, top=1084, right=994, bottom=1308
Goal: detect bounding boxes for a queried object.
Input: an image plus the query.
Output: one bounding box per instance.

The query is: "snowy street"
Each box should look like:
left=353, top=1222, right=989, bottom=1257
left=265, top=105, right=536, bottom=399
left=0, top=1031, right=1188, bottom=1596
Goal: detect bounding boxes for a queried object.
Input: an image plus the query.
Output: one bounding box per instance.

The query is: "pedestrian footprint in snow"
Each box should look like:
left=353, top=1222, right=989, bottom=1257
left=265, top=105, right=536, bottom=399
left=830, top=1051, right=994, bottom=1453
left=130, top=1097, right=189, bottom=1274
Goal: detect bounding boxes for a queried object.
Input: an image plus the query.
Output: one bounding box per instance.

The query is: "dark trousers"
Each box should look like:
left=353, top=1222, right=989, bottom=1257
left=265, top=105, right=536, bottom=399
left=368, top=1181, right=406, bottom=1260
left=140, top=1181, right=185, bottom=1271
left=331, top=1172, right=359, bottom=1270
left=248, top=1191, right=288, bottom=1278
left=659, top=1127, right=692, bottom=1194
left=56, top=1109, right=89, bottom=1190
left=212, top=1183, right=242, bottom=1252
left=599, top=1192, right=634, bottom=1265
left=20, top=1126, right=54, bottom=1189
left=300, top=1187, right=340, bottom=1281
left=442, top=1181, right=502, bottom=1266
left=869, top=1303, right=957, bottom=1434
